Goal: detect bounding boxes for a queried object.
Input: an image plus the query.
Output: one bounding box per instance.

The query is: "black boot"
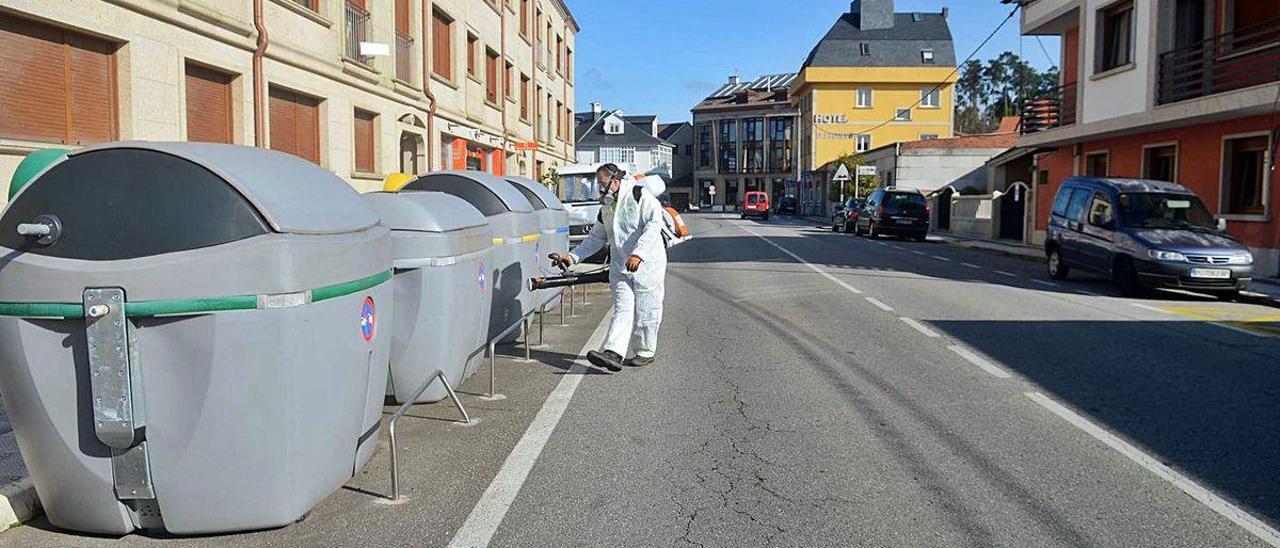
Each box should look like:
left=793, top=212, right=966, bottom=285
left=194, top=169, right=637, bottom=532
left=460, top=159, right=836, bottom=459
left=624, top=355, right=654, bottom=367
left=587, top=350, right=623, bottom=372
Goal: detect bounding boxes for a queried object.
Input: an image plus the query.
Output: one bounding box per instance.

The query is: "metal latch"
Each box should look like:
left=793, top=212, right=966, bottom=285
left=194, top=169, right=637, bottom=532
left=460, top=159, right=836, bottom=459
left=83, top=288, right=154, bottom=500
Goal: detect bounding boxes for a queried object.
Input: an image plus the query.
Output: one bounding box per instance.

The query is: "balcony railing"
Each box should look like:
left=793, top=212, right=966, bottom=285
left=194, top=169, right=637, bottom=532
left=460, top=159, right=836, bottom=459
left=1157, top=16, right=1280, bottom=105
left=1021, top=82, right=1077, bottom=134
left=395, top=32, right=413, bottom=82
left=344, top=2, right=370, bottom=64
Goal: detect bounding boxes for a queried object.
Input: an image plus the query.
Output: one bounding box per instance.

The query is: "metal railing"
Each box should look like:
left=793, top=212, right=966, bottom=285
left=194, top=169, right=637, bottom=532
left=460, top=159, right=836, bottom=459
left=1020, top=82, right=1077, bottom=134
left=395, top=32, right=413, bottom=82
left=344, top=2, right=370, bottom=64
left=1157, top=16, right=1280, bottom=105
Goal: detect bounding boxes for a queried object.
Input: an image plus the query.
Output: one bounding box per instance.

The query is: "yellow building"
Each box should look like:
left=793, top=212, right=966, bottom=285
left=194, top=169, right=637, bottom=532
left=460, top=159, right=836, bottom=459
left=791, top=0, right=955, bottom=212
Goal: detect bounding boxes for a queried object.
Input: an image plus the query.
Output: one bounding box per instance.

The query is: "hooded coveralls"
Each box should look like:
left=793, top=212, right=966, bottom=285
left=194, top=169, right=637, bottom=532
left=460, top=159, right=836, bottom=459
left=569, top=178, right=667, bottom=359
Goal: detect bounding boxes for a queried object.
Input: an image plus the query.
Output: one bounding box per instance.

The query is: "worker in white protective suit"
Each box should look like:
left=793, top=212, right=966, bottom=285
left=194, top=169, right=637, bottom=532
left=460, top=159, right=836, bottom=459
left=550, top=163, right=667, bottom=371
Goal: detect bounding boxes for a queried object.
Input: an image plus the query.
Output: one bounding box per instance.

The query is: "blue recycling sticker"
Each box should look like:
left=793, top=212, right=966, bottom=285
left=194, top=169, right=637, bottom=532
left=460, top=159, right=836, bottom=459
left=478, top=261, right=487, bottom=292
left=360, top=297, right=376, bottom=343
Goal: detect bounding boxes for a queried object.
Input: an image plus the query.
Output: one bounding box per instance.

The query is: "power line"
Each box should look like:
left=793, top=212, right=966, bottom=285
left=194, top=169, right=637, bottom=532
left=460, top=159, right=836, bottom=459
left=1035, top=36, right=1058, bottom=70
left=813, top=4, right=1021, bottom=141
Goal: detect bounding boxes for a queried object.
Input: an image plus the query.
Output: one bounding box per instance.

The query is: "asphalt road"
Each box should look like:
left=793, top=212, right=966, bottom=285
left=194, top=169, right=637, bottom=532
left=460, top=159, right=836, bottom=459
left=5, top=213, right=1280, bottom=547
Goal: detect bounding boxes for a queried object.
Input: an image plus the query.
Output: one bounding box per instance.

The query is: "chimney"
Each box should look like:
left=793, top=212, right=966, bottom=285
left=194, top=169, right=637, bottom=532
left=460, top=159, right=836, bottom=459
left=941, top=6, right=949, bottom=19
left=851, top=0, right=894, bottom=31
left=728, top=75, right=740, bottom=85
left=590, top=101, right=603, bottom=120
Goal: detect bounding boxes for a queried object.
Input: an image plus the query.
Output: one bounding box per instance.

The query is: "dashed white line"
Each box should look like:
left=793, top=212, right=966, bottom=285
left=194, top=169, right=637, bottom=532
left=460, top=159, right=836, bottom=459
left=890, top=245, right=905, bottom=250
left=961, top=262, right=982, bottom=269
left=865, top=297, right=894, bottom=311
left=931, top=255, right=952, bottom=262
left=912, top=251, right=928, bottom=256
left=1026, top=392, right=1280, bottom=547
left=742, top=227, right=863, bottom=295
left=995, top=270, right=1017, bottom=277
left=899, top=317, right=941, bottom=338
left=947, top=345, right=1012, bottom=379
left=1030, top=279, right=1058, bottom=287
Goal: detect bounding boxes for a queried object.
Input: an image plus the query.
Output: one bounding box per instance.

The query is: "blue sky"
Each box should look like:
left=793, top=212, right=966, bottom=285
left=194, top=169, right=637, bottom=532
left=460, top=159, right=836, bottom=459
left=567, top=0, right=1060, bottom=123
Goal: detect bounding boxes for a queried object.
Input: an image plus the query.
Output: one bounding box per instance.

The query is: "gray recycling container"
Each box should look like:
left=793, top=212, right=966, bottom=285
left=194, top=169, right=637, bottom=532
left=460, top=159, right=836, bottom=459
left=0, top=142, right=393, bottom=535
left=504, top=176, right=570, bottom=309
left=363, top=191, right=494, bottom=404
left=402, top=171, right=539, bottom=343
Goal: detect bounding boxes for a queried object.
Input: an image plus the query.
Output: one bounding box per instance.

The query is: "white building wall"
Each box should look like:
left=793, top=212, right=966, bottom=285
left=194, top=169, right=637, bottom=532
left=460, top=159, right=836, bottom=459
left=894, top=149, right=1008, bottom=193
left=1079, top=0, right=1154, bottom=125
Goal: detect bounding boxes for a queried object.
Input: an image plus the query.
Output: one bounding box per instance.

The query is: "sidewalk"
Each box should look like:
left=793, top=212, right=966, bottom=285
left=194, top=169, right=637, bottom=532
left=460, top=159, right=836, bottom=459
left=0, top=397, right=38, bottom=531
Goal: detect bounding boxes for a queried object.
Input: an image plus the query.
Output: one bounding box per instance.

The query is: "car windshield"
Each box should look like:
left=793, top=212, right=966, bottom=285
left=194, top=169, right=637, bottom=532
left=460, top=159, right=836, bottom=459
left=885, top=193, right=926, bottom=212
left=1118, top=193, right=1215, bottom=230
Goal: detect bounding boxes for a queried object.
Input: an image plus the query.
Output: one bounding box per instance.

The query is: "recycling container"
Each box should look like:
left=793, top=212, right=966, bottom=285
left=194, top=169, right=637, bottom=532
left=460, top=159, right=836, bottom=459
left=364, top=191, right=493, bottom=404
left=402, top=171, right=539, bottom=343
left=504, top=176, right=570, bottom=309
left=0, top=142, right=393, bottom=535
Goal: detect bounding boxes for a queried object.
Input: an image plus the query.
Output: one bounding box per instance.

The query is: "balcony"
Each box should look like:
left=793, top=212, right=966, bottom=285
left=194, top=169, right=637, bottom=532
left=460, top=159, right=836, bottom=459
left=1157, top=16, right=1280, bottom=105
left=395, top=32, right=413, bottom=82
left=344, top=2, right=370, bottom=64
left=1020, top=82, right=1077, bottom=134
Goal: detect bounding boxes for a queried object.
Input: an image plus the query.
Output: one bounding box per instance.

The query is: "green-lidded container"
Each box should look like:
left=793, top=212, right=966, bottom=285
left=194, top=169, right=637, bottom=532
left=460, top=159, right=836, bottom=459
left=8, top=148, right=69, bottom=201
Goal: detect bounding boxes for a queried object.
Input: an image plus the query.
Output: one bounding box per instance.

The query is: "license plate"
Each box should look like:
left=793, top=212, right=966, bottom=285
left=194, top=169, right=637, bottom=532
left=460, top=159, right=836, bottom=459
left=895, top=218, right=914, bottom=225
left=1189, top=268, right=1231, bottom=279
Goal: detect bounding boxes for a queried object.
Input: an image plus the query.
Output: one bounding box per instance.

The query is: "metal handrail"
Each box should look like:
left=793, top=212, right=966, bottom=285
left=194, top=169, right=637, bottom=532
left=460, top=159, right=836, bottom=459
left=1020, top=82, right=1077, bottom=134
left=1157, top=16, right=1280, bottom=105
left=344, top=2, right=370, bottom=63
left=395, top=32, right=413, bottom=82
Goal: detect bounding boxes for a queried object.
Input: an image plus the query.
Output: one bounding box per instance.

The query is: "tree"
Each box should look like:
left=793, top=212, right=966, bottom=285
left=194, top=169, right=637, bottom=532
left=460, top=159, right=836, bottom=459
left=827, top=153, right=879, bottom=202
left=953, top=51, right=1059, bottom=134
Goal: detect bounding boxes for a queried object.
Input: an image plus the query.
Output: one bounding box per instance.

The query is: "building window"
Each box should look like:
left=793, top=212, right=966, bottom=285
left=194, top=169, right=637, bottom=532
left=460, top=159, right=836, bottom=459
left=431, top=9, right=453, bottom=80
left=185, top=63, right=235, bottom=144
left=269, top=86, right=321, bottom=164
left=697, top=123, right=713, bottom=168
left=520, top=0, right=529, bottom=37
left=290, top=0, right=319, bottom=11
left=604, top=117, right=623, bottom=135
left=394, top=0, right=413, bottom=82
left=895, top=108, right=912, bottom=121
left=855, top=134, right=871, bottom=152
left=485, top=49, right=499, bottom=104
left=520, top=73, right=530, bottom=120
left=920, top=134, right=939, bottom=140
left=353, top=108, right=376, bottom=174
left=1097, top=0, right=1134, bottom=72
left=504, top=61, right=514, bottom=100
left=859, top=42, right=870, bottom=55
left=599, top=147, right=635, bottom=164
left=566, top=49, right=573, bottom=82
left=856, top=88, right=872, bottom=108
left=1142, top=144, right=1178, bottom=182
left=1221, top=135, right=1270, bottom=215
left=719, top=119, right=738, bottom=173
left=344, top=1, right=371, bottom=63
left=0, top=13, right=118, bottom=145
left=555, top=100, right=563, bottom=140
left=920, top=87, right=940, bottom=108
left=768, top=117, right=793, bottom=173
left=555, top=35, right=563, bottom=74
left=466, top=33, right=478, bottom=77
left=742, top=118, right=764, bottom=173
left=922, top=49, right=935, bottom=63
left=1085, top=151, right=1109, bottom=176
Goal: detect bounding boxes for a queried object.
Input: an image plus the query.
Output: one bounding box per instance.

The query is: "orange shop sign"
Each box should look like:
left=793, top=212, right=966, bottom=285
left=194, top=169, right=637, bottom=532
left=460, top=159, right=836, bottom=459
left=514, top=142, right=539, bottom=151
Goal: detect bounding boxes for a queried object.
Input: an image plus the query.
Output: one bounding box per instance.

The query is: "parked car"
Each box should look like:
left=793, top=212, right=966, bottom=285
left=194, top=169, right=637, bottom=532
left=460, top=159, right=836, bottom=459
left=831, top=197, right=866, bottom=233
left=855, top=188, right=929, bottom=241
left=777, top=196, right=799, bottom=215
left=741, top=191, right=771, bottom=220
left=1045, top=177, right=1253, bottom=298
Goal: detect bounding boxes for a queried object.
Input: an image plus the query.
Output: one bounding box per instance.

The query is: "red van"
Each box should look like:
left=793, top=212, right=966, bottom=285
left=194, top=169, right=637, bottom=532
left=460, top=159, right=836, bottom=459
left=741, top=191, right=771, bottom=220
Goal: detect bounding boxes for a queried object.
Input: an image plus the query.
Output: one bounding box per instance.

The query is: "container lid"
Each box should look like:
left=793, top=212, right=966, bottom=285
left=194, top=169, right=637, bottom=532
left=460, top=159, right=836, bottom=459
left=504, top=176, right=564, bottom=211
left=401, top=171, right=535, bottom=216
left=69, top=142, right=380, bottom=235
left=9, top=148, right=68, bottom=200
left=364, top=191, right=487, bottom=233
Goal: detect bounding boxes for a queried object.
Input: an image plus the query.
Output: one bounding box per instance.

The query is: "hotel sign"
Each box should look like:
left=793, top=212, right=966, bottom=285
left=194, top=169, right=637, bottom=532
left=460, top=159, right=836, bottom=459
left=813, top=114, right=848, bottom=124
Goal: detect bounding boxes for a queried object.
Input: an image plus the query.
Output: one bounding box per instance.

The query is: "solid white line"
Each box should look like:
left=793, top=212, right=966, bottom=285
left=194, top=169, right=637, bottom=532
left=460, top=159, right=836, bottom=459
left=1025, top=392, right=1280, bottom=547
left=448, top=316, right=612, bottom=548
left=1030, top=279, right=1058, bottom=287
left=743, top=227, right=863, bottom=295
left=961, top=262, right=982, bottom=269
left=931, top=255, right=952, bottom=262
left=899, top=317, right=941, bottom=338
left=995, top=270, right=1017, bottom=277
left=1206, top=321, right=1268, bottom=338
left=947, top=345, right=1012, bottom=379
left=1130, top=303, right=1172, bottom=314
left=865, top=297, right=894, bottom=311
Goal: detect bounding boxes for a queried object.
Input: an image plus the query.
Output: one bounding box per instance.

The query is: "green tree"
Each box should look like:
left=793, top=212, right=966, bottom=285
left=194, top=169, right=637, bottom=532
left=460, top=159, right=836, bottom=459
left=827, top=153, right=879, bottom=202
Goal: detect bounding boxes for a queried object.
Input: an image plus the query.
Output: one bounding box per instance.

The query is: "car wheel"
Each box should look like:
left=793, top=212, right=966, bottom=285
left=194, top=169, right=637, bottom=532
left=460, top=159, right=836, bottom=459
left=1113, top=256, right=1145, bottom=297
left=1047, top=247, right=1069, bottom=280
left=832, top=220, right=840, bottom=232
left=1216, top=289, right=1242, bottom=302
left=913, top=232, right=927, bottom=242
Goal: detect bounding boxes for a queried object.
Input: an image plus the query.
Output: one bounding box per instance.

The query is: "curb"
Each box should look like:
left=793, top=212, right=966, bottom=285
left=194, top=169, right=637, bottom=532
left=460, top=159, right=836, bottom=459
left=942, top=239, right=1045, bottom=264
left=0, top=477, right=40, bottom=532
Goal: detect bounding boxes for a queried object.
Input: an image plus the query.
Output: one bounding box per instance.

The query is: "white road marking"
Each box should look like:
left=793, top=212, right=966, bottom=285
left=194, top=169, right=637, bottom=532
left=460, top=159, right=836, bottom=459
left=743, top=227, right=863, bottom=295
left=899, top=317, right=941, bottom=338
left=890, top=245, right=905, bottom=250
left=1075, top=290, right=1103, bottom=297
left=931, top=255, right=952, bottom=262
left=448, top=316, right=611, bottom=548
left=961, top=262, right=982, bottom=269
left=1026, top=392, right=1280, bottom=547
left=947, top=345, right=1012, bottom=379
left=1030, top=279, right=1058, bottom=287
left=1130, top=303, right=1173, bottom=314
left=865, top=297, right=894, bottom=311
left=912, top=251, right=928, bottom=256
left=1206, top=321, right=1269, bottom=338
left=995, top=270, right=1017, bottom=277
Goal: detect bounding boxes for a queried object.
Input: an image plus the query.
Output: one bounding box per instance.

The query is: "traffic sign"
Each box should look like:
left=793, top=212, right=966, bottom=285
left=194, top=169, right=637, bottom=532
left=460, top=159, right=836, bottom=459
left=833, top=164, right=851, bottom=182
left=709, top=185, right=717, bottom=195
left=857, top=165, right=877, bottom=177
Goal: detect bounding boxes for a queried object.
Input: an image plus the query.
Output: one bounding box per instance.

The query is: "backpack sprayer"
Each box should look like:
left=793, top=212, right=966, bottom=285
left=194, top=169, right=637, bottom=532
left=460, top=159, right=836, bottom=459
left=529, top=256, right=610, bottom=291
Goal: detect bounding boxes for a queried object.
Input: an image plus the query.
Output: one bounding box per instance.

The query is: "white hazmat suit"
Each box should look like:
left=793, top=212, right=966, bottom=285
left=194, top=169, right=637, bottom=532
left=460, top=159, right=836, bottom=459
left=569, top=177, right=667, bottom=359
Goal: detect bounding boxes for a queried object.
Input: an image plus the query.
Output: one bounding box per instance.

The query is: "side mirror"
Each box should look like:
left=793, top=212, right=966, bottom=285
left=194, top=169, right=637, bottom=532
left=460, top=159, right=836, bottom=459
left=1216, top=217, right=1228, bottom=231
